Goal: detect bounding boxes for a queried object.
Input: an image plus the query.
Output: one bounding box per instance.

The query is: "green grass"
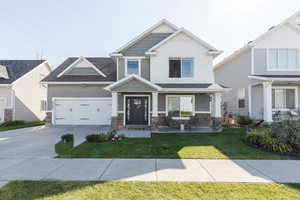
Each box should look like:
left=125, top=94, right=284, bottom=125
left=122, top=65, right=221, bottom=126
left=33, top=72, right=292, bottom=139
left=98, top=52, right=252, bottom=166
left=1, top=181, right=300, bottom=200
left=55, top=142, right=73, bottom=155
left=0, top=121, right=45, bottom=131
left=57, top=128, right=296, bottom=159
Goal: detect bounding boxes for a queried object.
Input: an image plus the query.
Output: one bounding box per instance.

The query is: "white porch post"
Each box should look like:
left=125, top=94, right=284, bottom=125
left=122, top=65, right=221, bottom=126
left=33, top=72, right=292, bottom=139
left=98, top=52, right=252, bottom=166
left=152, top=92, right=158, bottom=117
left=111, top=92, right=118, bottom=117
left=212, top=93, right=222, bottom=118
left=263, top=82, right=273, bottom=123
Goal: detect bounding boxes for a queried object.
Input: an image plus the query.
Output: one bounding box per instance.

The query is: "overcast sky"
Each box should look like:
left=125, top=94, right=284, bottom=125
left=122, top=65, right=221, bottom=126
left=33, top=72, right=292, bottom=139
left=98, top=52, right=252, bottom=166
left=1, top=0, right=300, bottom=67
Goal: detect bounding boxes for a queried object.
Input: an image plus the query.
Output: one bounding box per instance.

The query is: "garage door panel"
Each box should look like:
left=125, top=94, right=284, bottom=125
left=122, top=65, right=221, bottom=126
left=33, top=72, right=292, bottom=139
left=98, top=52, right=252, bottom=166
left=54, top=99, right=112, bottom=125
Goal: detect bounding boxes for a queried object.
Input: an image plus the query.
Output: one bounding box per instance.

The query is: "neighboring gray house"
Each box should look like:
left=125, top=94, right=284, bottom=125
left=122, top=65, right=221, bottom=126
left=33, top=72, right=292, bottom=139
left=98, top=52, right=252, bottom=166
left=43, top=19, right=228, bottom=130
left=214, top=11, right=300, bottom=123
left=0, top=60, right=52, bottom=122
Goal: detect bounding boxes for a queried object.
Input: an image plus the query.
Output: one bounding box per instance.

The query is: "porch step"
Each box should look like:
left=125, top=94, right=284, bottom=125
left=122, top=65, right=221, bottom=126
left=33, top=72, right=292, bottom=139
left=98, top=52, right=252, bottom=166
left=125, top=125, right=150, bottom=130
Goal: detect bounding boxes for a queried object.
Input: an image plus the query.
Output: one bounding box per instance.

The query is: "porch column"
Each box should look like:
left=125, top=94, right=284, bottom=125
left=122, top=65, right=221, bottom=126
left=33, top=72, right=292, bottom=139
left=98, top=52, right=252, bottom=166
left=212, top=93, right=222, bottom=118
left=152, top=92, right=158, bottom=117
left=263, top=81, right=273, bottom=123
left=111, top=92, right=118, bottom=117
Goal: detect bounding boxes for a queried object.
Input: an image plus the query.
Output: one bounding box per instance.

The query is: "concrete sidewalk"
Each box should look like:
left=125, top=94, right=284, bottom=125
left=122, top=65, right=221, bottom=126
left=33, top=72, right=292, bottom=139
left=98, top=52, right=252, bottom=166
left=0, top=158, right=300, bottom=183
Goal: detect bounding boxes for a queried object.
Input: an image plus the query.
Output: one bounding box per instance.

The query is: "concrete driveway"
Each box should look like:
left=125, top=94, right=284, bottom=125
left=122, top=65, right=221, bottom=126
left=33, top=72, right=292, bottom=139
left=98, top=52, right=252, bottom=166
left=0, top=125, right=111, bottom=158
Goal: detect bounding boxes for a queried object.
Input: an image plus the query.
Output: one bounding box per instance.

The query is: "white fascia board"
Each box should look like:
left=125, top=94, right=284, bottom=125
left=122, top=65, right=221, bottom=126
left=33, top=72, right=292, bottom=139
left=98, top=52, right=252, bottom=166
left=11, top=60, right=49, bottom=85
left=214, top=11, right=300, bottom=71
left=42, top=81, right=114, bottom=85
left=57, top=57, right=107, bottom=78
left=0, top=84, right=12, bottom=87
left=160, top=88, right=231, bottom=93
left=112, top=19, right=179, bottom=54
left=213, top=45, right=252, bottom=70
left=248, top=75, right=300, bottom=82
left=109, top=53, right=123, bottom=57
left=147, top=28, right=221, bottom=54
left=104, top=74, right=162, bottom=91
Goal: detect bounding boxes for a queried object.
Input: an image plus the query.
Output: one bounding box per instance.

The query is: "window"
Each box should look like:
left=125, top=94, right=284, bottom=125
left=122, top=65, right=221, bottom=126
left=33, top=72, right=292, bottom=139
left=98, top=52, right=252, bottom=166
left=40, top=100, right=47, bottom=111
left=167, top=96, right=193, bottom=119
left=268, top=49, right=299, bottom=70
left=237, top=88, right=245, bottom=108
left=169, top=58, right=193, bottom=78
left=272, top=88, right=296, bottom=109
left=126, top=59, right=139, bottom=75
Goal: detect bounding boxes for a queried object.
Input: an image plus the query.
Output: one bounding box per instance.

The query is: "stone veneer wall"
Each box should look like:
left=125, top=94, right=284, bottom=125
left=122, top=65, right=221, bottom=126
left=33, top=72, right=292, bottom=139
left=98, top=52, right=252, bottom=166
left=45, top=111, right=52, bottom=123
left=111, top=113, right=124, bottom=129
left=4, top=108, right=13, bottom=122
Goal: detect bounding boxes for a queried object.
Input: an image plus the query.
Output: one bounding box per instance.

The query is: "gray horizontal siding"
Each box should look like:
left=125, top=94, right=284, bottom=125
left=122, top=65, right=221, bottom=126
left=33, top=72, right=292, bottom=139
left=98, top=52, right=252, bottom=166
left=118, top=58, right=150, bottom=80
left=121, top=33, right=172, bottom=56
left=47, top=84, right=111, bottom=110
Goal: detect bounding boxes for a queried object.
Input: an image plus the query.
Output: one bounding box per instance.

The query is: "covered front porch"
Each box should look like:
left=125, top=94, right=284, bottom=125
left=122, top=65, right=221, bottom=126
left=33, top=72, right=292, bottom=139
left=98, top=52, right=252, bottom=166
left=249, top=75, right=300, bottom=122
left=105, top=74, right=229, bottom=132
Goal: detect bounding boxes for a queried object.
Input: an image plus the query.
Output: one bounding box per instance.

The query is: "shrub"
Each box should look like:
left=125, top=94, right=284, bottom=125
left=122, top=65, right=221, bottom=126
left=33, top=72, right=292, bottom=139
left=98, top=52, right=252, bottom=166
left=1, top=120, right=25, bottom=127
left=61, top=133, right=73, bottom=143
left=98, top=133, right=110, bottom=142
left=236, top=116, right=253, bottom=126
left=245, top=129, right=293, bottom=154
left=86, top=134, right=100, bottom=143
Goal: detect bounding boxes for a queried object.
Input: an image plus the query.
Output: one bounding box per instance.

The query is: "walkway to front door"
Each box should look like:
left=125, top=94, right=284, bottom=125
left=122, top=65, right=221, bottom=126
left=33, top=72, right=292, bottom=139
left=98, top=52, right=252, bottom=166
left=125, top=96, right=149, bottom=125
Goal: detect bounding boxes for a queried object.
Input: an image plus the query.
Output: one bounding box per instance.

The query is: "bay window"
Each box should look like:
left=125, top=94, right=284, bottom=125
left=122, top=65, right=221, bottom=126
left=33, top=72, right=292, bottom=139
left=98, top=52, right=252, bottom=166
left=272, top=88, right=297, bottom=110
left=169, top=58, right=193, bottom=78
left=268, top=49, right=299, bottom=70
left=167, top=95, right=194, bottom=119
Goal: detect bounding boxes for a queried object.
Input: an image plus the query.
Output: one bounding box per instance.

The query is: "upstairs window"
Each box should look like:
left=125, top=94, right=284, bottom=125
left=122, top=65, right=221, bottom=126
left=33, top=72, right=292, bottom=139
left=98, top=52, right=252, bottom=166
left=268, top=49, right=299, bottom=70
left=126, top=59, right=140, bottom=75
left=237, top=88, right=246, bottom=108
left=169, top=58, right=193, bottom=78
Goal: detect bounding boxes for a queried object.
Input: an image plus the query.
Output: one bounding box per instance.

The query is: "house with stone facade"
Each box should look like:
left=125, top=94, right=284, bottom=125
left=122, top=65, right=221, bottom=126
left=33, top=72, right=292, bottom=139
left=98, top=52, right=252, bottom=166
left=42, top=19, right=228, bottom=131
left=214, top=11, right=300, bottom=123
left=0, top=60, right=52, bottom=122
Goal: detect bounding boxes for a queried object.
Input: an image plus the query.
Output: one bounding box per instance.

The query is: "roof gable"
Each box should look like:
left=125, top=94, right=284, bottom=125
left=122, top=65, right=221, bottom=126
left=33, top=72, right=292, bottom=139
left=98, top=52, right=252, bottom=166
left=42, top=57, right=116, bottom=83
left=0, top=60, right=45, bottom=84
left=105, top=74, right=162, bottom=92
left=113, top=19, right=178, bottom=55
left=57, top=57, right=106, bottom=78
left=147, top=28, right=220, bottom=54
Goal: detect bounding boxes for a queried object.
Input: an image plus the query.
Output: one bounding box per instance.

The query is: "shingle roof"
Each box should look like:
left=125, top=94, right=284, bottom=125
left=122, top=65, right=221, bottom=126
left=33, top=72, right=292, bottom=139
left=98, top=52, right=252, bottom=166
left=0, top=60, right=45, bottom=84
left=120, top=33, right=172, bottom=56
left=156, top=83, right=212, bottom=88
left=42, top=57, right=116, bottom=82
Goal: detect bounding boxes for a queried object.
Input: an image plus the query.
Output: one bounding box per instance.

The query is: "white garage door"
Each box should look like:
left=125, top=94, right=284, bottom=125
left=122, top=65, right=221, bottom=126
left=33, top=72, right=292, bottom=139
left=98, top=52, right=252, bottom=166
left=54, top=98, right=112, bottom=125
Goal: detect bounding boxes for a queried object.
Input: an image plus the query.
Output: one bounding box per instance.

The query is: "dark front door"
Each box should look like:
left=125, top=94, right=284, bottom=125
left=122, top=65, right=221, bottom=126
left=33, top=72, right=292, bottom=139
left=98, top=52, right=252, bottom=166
left=126, top=96, right=148, bottom=125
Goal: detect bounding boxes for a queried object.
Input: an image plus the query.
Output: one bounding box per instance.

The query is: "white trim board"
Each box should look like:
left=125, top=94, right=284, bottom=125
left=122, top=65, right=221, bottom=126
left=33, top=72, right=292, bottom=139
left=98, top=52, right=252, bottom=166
left=57, top=57, right=107, bottom=78
left=42, top=81, right=114, bottom=85
left=104, top=74, right=162, bottom=91
left=124, top=57, right=142, bottom=77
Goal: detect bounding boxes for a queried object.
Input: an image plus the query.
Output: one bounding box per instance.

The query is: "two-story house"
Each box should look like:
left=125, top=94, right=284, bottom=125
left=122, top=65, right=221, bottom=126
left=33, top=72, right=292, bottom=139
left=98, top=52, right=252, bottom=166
left=214, top=11, right=300, bottom=123
left=42, top=20, right=228, bottom=131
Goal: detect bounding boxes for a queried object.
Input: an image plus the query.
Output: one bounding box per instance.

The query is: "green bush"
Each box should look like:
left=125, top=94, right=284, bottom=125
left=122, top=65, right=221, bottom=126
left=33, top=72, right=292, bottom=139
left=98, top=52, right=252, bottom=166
left=269, top=120, right=300, bottom=152
left=1, top=120, right=26, bottom=127
left=245, top=129, right=293, bottom=154
left=98, top=133, right=110, bottom=142
left=86, top=134, right=100, bottom=143
left=236, top=116, right=253, bottom=126
left=61, top=134, right=73, bottom=143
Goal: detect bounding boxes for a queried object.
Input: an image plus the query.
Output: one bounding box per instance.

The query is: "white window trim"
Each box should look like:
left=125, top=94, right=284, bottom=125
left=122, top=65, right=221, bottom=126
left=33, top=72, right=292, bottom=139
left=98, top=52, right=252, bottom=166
left=123, top=94, right=151, bottom=126
left=237, top=88, right=246, bottom=109
left=266, top=48, right=300, bottom=71
left=168, top=57, right=194, bottom=79
left=124, top=57, right=142, bottom=76
left=165, top=95, right=195, bottom=120
left=272, top=86, right=298, bottom=111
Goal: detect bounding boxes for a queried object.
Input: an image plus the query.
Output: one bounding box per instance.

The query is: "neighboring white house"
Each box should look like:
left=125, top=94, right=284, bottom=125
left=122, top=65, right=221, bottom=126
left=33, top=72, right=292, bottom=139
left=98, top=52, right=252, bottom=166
left=214, top=11, right=300, bottom=123
left=42, top=19, right=229, bottom=131
left=0, top=60, right=52, bottom=122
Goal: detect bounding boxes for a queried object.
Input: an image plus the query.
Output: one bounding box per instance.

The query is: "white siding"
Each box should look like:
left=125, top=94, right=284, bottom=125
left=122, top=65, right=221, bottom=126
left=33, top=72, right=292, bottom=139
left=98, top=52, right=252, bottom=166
left=12, top=62, right=51, bottom=121
left=150, top=32, right=214, bottom=83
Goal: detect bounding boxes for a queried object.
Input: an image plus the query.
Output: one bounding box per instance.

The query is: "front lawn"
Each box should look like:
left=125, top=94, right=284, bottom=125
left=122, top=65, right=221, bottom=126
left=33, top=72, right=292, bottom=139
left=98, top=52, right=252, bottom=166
left=0, top=121, right=45, bottom=132
left=1, top=181, right=300, bottom=200
left=57, top=128, right=296, bottom=159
